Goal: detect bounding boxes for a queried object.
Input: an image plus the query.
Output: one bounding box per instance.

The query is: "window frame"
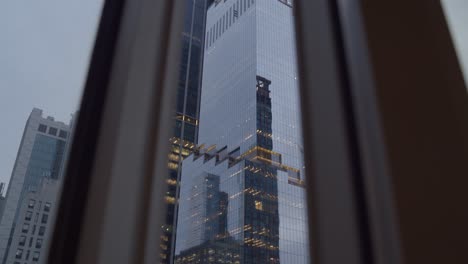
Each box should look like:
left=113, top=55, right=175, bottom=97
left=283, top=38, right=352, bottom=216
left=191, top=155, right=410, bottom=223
left=48, top=1, right=185, bottom=264
left=356, top=1, right=468, bottom=263
left=46, top=0, right=468, bottom=264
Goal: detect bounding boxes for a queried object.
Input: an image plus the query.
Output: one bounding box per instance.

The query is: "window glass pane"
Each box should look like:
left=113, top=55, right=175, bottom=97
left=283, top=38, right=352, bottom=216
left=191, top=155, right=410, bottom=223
left=18, top=236, right=25, bottom=246
left=38, top=124, right=47, bottom=133
left=25, top=211, right=32, bottom=221
left=32, top=251, right=40, bottom=261
left=38, top=226, right=46, bottom=236
left=41, top=214, right=48, bottom=224
left=441, top=0, right=468, bottom=87
left=162, top=0, right=309, bottom=263
left=0, top=1, right=104, bottom=263
left=14, top=249, right=22, bottom=259
left=36, top=238, right=43, bottom=249
left=44, top=202, right=51, bottom=212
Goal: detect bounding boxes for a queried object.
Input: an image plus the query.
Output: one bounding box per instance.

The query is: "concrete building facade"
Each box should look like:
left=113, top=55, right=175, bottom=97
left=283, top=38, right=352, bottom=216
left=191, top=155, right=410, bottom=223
left=5, top=179, right=60, bottom=264
left=0, top=109, right=70, bottom=263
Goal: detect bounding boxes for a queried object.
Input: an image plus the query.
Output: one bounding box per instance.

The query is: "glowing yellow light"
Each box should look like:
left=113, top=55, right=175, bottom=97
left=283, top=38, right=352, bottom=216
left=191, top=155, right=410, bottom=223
left=168, top=162, right=178, bottom=170
left=255, top=200, right=263, bottom=211
left=165, top=196, right=176, bottom=204
left=166, top=179, right=177, bottom=186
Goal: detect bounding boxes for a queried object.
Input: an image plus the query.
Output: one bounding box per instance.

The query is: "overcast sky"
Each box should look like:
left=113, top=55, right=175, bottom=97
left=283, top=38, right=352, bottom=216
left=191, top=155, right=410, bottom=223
left=0, top=1, right=467, bottom=188
left=0, top=1, right=103, bottom=186
left=442, top=0, right=468, bottom=85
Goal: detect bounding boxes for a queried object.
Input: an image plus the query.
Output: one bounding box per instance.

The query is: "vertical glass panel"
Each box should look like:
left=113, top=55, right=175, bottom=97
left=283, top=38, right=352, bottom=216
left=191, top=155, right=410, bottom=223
left=162, top=0, right=310, bottom=263
left=0, top=1, right=103, bottom=263
left=441, top=0, right=468, bottom=87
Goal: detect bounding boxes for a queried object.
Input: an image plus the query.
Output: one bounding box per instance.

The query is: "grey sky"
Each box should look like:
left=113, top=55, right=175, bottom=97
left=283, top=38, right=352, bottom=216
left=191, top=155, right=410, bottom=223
left=442, top=0, right=468, bottom=85
left=0, top=1, right=467, bottom=188
left=0, top=1, right=103, bottom=186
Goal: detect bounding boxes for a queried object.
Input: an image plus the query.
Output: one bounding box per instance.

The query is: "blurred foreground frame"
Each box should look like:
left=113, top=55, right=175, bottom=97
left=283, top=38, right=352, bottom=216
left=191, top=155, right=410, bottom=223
left=48, top=0, right=468, bottom=264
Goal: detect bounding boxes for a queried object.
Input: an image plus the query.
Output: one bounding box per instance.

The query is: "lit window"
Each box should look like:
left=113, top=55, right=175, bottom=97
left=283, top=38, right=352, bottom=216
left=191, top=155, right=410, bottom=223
left=165, top=196, right=176, bottom=204
left=168, top=162, right=178, bottom=170
left=166, top=179, right=177, bottom=186
left=255, top=200, right=263, bottom=211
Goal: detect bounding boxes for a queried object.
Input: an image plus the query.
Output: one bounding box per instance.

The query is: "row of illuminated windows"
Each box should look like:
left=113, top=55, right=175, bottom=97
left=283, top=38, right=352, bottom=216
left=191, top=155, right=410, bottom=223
left=205, top=0, right=255, bottom=50
left=37, top=123, right=68, bottom=139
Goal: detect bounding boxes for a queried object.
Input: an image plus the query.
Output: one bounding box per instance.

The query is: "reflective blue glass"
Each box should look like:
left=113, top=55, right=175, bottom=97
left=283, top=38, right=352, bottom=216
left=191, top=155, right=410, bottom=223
left=175, top=0, right=308, bottom=263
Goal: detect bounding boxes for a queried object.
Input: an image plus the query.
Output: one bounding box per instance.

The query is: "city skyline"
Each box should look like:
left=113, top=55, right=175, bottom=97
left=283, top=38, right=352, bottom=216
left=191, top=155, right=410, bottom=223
left=0, top=1, right=467, bottom=263
left=0, top=0, right=103, bottom=187
left=1, top=0, right=467, bottom=188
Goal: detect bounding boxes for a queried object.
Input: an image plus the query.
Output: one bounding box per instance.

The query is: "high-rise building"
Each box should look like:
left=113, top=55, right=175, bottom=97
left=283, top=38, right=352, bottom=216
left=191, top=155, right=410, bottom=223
left=0, top=108, right=71, bottom=263
left=5, top=178, right=60, bottom=264
left=175, top=0, right=309, bottom=263
left=161, top=0, right=212, bottom=263
left=0, top=183, right=6, bottom=218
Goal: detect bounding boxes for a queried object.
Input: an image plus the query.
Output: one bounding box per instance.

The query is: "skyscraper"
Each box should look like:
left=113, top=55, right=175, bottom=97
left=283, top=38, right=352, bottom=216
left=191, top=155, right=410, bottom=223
left=0, top=108, right=71, bottom=263
left=4, top=178, right=60, bottom=264
left=175, top=0, right=309, bottom=263
left=162, top=0, right=212, bottom=263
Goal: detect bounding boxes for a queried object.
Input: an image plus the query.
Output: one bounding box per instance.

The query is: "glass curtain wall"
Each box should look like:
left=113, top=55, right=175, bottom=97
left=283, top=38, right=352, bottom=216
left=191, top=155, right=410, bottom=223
left=169, top=0, right=310, bottom=263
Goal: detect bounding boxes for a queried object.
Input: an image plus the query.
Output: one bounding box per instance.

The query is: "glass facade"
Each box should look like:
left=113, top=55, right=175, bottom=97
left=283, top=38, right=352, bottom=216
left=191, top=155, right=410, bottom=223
left=162, top=0, right=212, bottom=263
left=175, top=0, right=308, bottom=263
left=22, top=135, right=66, bottom=192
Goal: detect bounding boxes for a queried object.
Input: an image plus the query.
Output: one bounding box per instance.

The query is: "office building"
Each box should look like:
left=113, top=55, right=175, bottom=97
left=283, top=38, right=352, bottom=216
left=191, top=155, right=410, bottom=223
left=161, top=0, right=213, bottom=263
left=0, top=184, right=6, bottom=218
left=175, top=0, right=309, bottom=263
left=0, top=108, right=71, bottom=263
left=5, top=179, right=60, bottom=264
